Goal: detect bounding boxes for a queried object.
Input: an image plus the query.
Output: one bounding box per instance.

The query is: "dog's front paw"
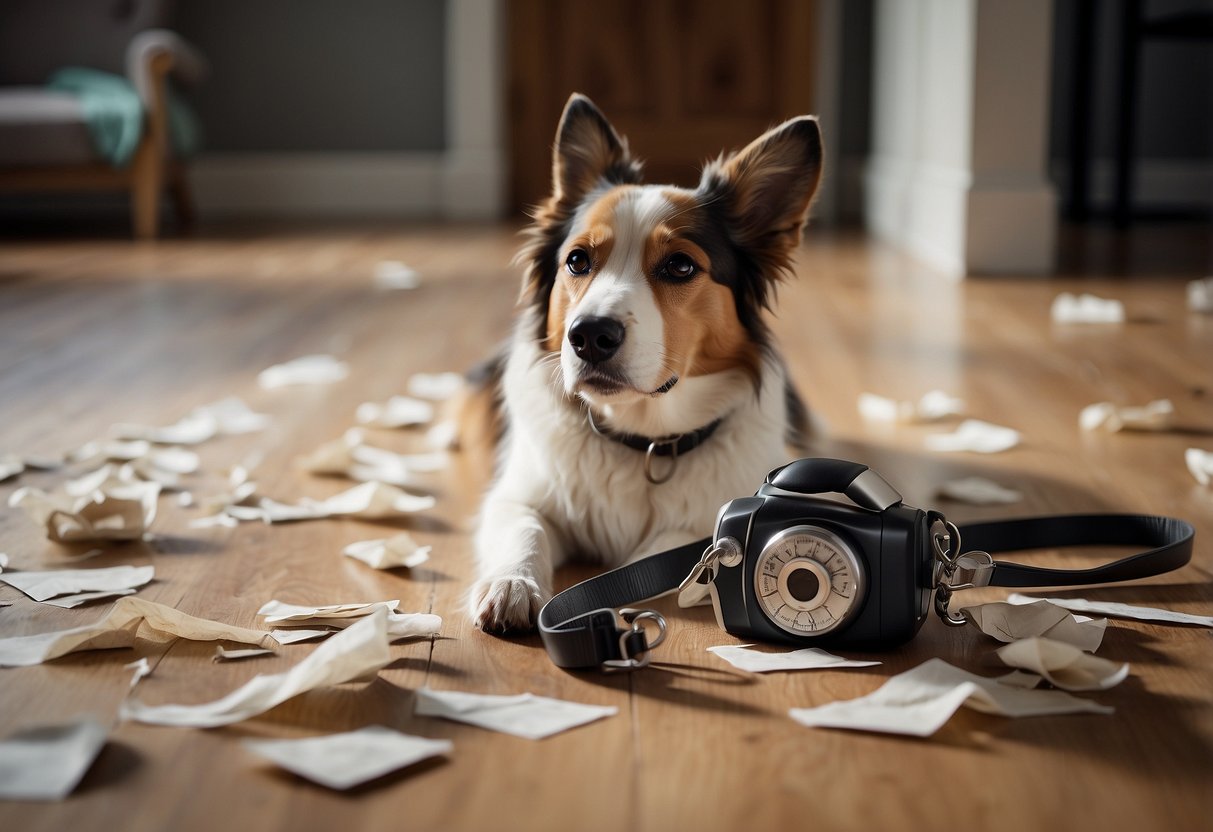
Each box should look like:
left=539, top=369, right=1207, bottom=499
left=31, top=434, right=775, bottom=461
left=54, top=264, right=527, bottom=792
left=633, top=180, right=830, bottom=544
left=470, top=574, right=548, bottom=633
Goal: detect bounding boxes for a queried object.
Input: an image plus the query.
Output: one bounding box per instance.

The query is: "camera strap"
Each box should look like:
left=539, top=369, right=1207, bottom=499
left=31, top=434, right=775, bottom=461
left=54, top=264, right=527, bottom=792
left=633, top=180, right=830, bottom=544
left=537, top=513, right=1194, bottom=671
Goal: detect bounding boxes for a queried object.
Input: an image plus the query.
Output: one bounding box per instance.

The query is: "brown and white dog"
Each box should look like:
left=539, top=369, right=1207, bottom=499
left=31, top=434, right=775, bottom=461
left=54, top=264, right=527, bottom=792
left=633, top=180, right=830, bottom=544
left=466, top=93, right=822, bottom=631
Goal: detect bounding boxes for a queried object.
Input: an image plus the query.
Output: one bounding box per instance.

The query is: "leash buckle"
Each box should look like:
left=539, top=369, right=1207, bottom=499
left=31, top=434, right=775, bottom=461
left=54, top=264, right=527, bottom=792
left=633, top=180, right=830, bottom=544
left=601, top=608, right=667, bottom=671
left=931, top=519, right=994, bottom=626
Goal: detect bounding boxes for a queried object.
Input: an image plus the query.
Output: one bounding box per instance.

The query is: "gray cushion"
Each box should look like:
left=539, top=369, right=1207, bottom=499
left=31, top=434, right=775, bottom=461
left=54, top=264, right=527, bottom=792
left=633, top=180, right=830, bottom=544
left=0, top=88, right=98, bottom=166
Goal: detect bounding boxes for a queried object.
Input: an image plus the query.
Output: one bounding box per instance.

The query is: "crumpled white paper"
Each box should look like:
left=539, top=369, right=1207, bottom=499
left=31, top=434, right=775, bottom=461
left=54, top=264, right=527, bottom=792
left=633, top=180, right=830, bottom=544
left=0, top=597, right=271, bottom=667
left=414, top=689, right=617, bottom=740
left=259, top=599, right=440, bottom=641
left=214, top=646, right=275, bottom=662
left=937, top=477, right=1023, bottom=505
left=9, top=478, right=159, bottom=543
left=355, top=396, right=434, bottom=429
left=925, top=420, right=1021, bottom=454
left=270, top=628, right=334, bottom=644
left=1186, top=448, right=1212, bottom=486
left=120, top=608, right=391, bottom=728
left=1008, top=593, right=1213, bottom=628
left=1051, top=292, right=1125, bottom=324
left=963, top=599, right=1106, bottom=652
left=0, top=565, right=154, bottom=603
left=788, top=658, right=1111, bottom=737
left=994, top=637, right=1129, bottom=691
left=407, top=372, right=464, bottom=400
left=343, top=533, right=431, bottom=570
left=1, top=454, right=24, bottom=482
left=857, top=390, right=964, bottom=424
left=1188, top=276, right=1213, bottom=313
left=707, top=644, right=879, bottom=673
left=300, top=429, right=447, bottom=487
left=258, top=355, right=349, bottom=389
left=373, top=260, right=421, bottom=290
left=68, top=438, right=152, bottom=467
left=114, top=397, right=268, bottom=444
left=228, top=482, right=435, bottom=524
left=244, top=726, right=450, bottom=790
left=1079, top=399, right=1174, bottom=433
left=0, top=718, right=109, bottom=801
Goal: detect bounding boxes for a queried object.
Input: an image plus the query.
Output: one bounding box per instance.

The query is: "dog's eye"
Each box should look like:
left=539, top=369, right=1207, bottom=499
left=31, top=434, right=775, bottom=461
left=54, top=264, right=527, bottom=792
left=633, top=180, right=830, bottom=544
left=660, top=253, right=699, bottom=282
left=566, top=249, right=592, bottom=276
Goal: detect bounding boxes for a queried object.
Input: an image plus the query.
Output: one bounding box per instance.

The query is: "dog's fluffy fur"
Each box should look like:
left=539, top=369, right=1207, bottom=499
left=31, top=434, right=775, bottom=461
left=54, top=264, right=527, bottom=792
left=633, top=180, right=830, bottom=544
left=466, top=94, right=822, bottom=631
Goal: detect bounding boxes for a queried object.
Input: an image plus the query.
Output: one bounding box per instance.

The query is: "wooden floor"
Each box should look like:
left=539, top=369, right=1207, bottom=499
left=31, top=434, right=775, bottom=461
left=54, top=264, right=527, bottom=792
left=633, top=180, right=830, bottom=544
left=0, top=222, right=1210, bottom=832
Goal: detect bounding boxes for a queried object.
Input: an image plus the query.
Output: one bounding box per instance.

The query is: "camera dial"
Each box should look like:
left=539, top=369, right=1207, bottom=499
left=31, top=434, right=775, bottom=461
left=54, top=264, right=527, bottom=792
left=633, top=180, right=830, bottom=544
left=754, top=525, right=865, bottom=636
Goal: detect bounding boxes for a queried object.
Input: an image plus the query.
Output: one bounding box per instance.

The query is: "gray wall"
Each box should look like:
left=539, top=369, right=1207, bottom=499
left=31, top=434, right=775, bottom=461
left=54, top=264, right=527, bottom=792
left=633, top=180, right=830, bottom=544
left=173, top=0, right=446, bottom=152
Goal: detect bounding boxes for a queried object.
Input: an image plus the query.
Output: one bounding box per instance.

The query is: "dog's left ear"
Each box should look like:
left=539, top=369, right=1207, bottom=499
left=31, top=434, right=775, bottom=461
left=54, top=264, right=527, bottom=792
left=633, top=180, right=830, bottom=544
left=551, top=93, right=642, bottom=204
left=705, top=116, right=823, bottom=254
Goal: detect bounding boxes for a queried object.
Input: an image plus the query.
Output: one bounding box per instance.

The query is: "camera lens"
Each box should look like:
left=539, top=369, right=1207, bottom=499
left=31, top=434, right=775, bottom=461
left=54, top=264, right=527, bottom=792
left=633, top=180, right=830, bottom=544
left=786, top=568, right=820, bottom=603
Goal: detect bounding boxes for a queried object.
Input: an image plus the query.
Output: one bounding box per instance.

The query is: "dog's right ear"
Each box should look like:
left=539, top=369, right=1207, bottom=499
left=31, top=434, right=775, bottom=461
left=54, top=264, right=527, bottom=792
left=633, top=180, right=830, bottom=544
left=551, top=93, right=642, bottom=203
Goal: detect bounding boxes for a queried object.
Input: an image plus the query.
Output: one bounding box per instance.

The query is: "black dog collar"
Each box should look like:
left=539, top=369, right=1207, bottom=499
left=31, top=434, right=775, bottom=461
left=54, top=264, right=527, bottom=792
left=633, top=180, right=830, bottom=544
left=585, top=407, right=725, bottom=484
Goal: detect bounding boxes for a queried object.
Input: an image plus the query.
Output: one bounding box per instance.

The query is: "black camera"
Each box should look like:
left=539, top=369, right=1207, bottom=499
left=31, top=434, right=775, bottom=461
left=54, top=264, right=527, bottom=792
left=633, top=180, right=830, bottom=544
left=686, top=458, right=940, bottom=649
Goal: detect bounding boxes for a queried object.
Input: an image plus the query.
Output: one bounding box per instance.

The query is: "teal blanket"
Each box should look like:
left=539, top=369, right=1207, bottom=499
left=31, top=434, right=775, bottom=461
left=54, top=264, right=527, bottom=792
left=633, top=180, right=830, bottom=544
left=47, top=67, right=202, bottom=168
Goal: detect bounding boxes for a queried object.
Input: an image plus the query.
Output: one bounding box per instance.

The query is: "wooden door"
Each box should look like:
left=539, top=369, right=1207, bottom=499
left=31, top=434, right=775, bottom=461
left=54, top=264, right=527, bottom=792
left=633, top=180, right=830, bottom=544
left=507, top=0, right=817, bottom=212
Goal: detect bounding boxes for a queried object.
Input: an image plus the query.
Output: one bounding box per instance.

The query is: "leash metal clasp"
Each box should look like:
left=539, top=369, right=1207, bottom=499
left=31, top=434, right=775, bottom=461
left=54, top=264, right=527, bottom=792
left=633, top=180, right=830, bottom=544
left=601, top=608, right=667, bottom=671
left=931, top=519, right=994, bottom=627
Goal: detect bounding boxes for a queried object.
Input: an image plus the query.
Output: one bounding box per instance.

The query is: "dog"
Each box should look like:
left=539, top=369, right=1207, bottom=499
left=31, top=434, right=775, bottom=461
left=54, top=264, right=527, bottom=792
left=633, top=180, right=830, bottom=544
left=464, top=93, right=822, bottom=632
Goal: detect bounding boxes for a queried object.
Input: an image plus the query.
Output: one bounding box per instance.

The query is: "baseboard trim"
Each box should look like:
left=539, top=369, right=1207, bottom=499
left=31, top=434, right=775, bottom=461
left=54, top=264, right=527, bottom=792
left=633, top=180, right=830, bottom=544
left=1053, top=158, right=1213, bottom=210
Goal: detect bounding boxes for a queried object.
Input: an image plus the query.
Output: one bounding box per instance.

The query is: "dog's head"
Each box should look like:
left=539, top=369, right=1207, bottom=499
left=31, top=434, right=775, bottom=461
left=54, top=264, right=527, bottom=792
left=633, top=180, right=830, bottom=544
left=519, top=93, right=822, bottom=407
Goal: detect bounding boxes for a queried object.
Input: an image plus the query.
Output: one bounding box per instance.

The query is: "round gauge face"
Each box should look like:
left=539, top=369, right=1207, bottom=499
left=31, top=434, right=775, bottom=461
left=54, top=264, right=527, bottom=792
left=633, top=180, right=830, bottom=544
left=753, top=525, right=865, bottom=637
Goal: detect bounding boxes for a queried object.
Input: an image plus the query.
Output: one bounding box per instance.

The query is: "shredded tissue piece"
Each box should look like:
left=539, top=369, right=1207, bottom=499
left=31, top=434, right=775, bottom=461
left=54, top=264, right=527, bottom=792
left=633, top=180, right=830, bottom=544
left=857, top=390, right=964, bottom=424
left=407, top=372, right=464, bottom=400
left=414, top=688, right=617, bottom=740
left=925, top=420, right=1021, bottom=454
left=0, top=565, right=153, bottom=603
left=1188, top=276, right=1213, bottom=313
left=9, top=478, right=159, bottom=543
left=936, top=477, right=1023, bottom=505
left=707, top=644, right=879, bottom=673
left=1079, top=399, right=1174, bottom=433
left=258, top=355, right=349, bottom=390
left=1051, top=292, right=1125, bottom=324
left=343, top=533, right=431, bottom=570
left=373, top=260, right=422, bottom=290
left=243, top=726, right=450, bottom=790
left=963, top=599, right=1106, bottom=652
left=0, top=454, right=24, bottom=482
left=120, top=608, right=391, bottom=728
left=355, top=396, right=434, bottom=429
left=270, top=628, right=334, bottom=644
left=214, top=646, right=275, bottom=662
left=993, top=637, right=1129, bottom=692
left=259, top=599, right=439, bottom=641
left=300, top=428, right=447, bottom=487
left=113, top=397, right=268, bottom=444
left=227, top=482, right=435, bottom=524
left=1008, top=593, right=1213, bottom=629
left=788, top=658, right=1111, bottom=737
left=0, top=717, right=109, bottom=801
left=124, top=657, right=152, bottom=689
left=1186, top=448, right=1212, bottom=486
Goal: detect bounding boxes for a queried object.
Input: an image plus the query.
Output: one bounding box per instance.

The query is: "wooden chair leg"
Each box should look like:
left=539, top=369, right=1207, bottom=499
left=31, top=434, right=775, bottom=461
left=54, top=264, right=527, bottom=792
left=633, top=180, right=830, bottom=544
left=170, top=167, right=196, bottom=231
left=130, top=142, right=163, bottom=240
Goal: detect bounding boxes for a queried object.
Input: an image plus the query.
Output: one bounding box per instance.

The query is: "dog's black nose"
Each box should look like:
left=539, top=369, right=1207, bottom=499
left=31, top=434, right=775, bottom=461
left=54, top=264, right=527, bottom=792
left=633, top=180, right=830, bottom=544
left=568, top=316, right=624, bottom=365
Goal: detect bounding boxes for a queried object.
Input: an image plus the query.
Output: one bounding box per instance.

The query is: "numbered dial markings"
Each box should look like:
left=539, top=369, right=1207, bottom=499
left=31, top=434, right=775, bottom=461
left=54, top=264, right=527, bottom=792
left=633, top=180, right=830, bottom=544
left=754, top=526, right=865, bottom=636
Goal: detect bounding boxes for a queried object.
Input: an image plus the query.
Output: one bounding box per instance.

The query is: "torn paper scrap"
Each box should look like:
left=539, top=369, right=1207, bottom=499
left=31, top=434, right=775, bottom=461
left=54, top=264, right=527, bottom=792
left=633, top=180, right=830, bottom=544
left=343, top=533, right=431, bottom=570
left=1188, top=276, right=1213, bottom=313
left=120, top=608, right=391, bottom=728
left=195, top=397, right=270, bottom=435
left=0, top=597, right=271, bottom=668
left=68, top=438, right=151, bottom=467
left=0, top=454, right=24, bottom=482
left=355, top=396, right=434, bottom=429
left=43, top=588, right=138, bottom=609
left=1186, top=448, right=1212, bottom=487
left=0, top=718, right=108, bottom=801
left=1080, top=399, right=1174, bottom=433
left=244, top=726, right=450, bottom=790
left=259, top=599, right=400, bottom=623
left=0, top=552, right=8, bottom=571
left=0, top=565, right=154, bottom=603
left=125, top=657, right=152, bottom=689
left=9, top=479, right=159, bottom=543
left=963, top=599, right=1106, bottom=652
left=1051, top=292, right=1125, bottom=324
left=788, top=658, right=1111, bottom=737
left=373, top=260, right=422, bottom=290
left=114, top=411, right=218, bottom=446
left=707, top=644, right=879, bottom=673
left=937, top=477, right=1023, bottom=505
left=258, top=354, right=349, bottom=389
left=407, top=372, right=464, bottom=400
left=300, top=429, right=447, bottom=487
left=270, top=628, right=335, bottom=644
left=857, top=390, right=964, bottom=424
left=994, top=637, right=1128, bottom=692
left=1007, top=593, right=1213, bottom=628
left=925, top=420, right=1020, bottom=454
left=240, top=482, right=436, bottom=524
left=215, top=646, right=275, bottom=662
left=414, top=689, right=617, bottom=740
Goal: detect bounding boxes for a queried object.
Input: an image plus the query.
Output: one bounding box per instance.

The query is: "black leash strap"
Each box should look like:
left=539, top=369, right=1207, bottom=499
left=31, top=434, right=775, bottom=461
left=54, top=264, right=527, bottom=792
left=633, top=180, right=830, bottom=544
left=538, top=513, right=1194, bottom=670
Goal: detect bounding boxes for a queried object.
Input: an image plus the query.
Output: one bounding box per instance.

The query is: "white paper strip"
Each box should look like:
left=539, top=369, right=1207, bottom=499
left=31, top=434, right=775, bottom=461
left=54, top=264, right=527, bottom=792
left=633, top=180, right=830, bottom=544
left=239, top=482, right=435, bottom=524
left=258, top=354, right=349, bottom=389
left=42, top=588, right=138, bottom=609
left=789, top=658, right=1111, bottom=737
left=1186, top=448, right=1212, bottom=487
left=270, top=628, right=335, bottom=644
left=963, top=599, right=1107, bottom=652
left=414, top=688, right=616, bottom=740
left=125, top=657, right=152, bottom=689
left=1079, top=399, right=1174, bottom=433
left=1187, top=276, right=1213, bottom=313
left=925, top=420, right=1021, bottom=454
left=0, top=565, right=154, bottom=603
left=707, top=644, right=879, bottom=673
left=1051, top=292, right=1125, bottom=324
left=258, top=599, right=401, bottom=623
left=0, top=718, right=108, bottom=801
left=372, top=260, right=421, bottom=290
left=343, top=534, right=431, bottom=570
left=120, top=608, right=391, bottom=728
left=114, top=411, right=218, bottom=445
left=356, top=396, right=434, bottom=428
left=1008, top=593, right=1213, bottom=628
left=407, top=372, right=464, bottom=400
left=857, top=390, right=964, bottom=424
left=214, top=646, right=275, bottom=662
left=936, top=477, right=1023, bottom=505
left=994, top=637, right=1129, bottom=692
left=300, top=429, right=447, bottom=487
left=244, top=726, right=450, bottom=790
